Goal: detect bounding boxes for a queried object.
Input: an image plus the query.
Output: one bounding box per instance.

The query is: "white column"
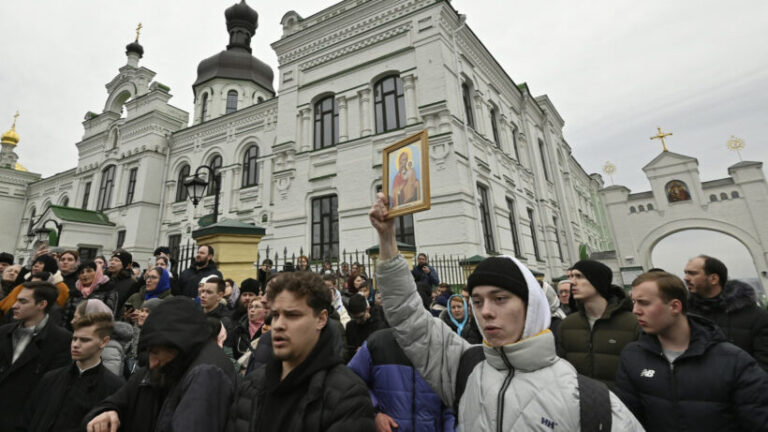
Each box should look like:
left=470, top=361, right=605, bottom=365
left=337, top=96, right=348, bottom=142
left=358, top=88, right=372, bottom=137
left=402, top=74, right=418, bottom=125
left=300, top=107, right=312, bottom=152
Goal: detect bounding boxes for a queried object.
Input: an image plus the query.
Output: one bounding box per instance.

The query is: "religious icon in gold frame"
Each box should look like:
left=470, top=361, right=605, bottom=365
left=382, top=130, right=431, bottom=219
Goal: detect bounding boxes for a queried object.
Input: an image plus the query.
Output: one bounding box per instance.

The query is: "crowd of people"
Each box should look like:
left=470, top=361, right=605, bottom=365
left=0, top=194, right=767, bottom=431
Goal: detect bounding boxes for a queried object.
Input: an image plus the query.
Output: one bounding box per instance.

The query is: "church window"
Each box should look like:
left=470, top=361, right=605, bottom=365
left=226, top=90, right=238, bottom=114
left=60, top=196, right=69, bottom=207
left=638, top=205, right=645, bottom=212
left=709, top=194, right=717, bottom=202
left=82, top=182, right=91, bottom=209
left=27, top=207, right=36, bottom=234
left=207, top=155, right=222, bottom=196
left=374, top=76, right=406, bottom=133
left=116, top=230, right=126, bottom=249
left=539, top=139, right=551, bottom=181
left=96, top=165, right=116, bottom=211
left=527, top=207, right=541, bottom=260
left=646, top=203, right=654, bottom=211
left=176, top=165, right=190, bottom=202
left=257, top=96, right=264, bottom=103
left=490, top=107, right=501, bottom=148
left=462, top=83, right=475, bottom=129
left=731, top=191, right=739, bottom=199
left=506, top=198, right=522, bottom=257
left=553, top=216, right=564, bottom=262
left=242, top=145, right=259, bottom=187
left=125, top=168, right=138, bottom=205
left=311, top=194, right=339, bottom=260
left=200, top=93, right=208, bottom=123
left=314, top=96, right=338, bottom=150
left=477, top=185, right=496, bottom=254
left=629, top=206, right=636, bottom=213
left=720, top=192, right=728, bottom=200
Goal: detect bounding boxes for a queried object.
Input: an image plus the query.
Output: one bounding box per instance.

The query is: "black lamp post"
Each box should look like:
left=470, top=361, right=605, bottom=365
left=26, top=212, right=63, bottom=246
left=184, top=165, right=221, bottom=224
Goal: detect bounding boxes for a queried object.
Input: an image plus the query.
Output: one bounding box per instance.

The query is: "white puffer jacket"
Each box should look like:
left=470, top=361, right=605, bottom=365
left=377, top=254, right=643, bottom=431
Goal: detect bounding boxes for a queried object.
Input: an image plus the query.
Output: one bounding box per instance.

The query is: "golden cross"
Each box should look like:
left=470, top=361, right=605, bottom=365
left=135, top=23, right=143, bottom=42
left=650, top=127, right=672, bottom=152
left=11, top=110, right=19, bottom=129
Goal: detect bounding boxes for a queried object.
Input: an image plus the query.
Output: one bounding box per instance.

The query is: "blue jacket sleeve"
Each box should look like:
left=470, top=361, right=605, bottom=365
left=347, top=341, right=379, bottom=409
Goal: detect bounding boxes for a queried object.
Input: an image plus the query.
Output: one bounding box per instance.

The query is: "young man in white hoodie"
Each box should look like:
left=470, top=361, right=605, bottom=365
left=369, top=193, right=643, bottom=431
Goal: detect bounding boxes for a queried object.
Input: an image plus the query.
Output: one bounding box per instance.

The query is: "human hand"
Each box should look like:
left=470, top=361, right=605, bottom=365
left=423, top=266, right=430, bottom=274
left=369, top=193, right=397, bottom=260
left=375, top=412, right=399, bottom=432
left=87, top=410, right=120, bottom=432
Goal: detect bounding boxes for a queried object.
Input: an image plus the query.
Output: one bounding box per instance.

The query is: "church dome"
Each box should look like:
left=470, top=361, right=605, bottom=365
left=125, top=41, right=144, bottom=58
left=193, top=0, right=274, bottom=94
left=1, top=115, right=19, bottom=146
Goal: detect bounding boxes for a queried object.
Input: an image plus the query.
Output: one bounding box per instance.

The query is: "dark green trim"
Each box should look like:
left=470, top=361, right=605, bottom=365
left=192, top=219, right=266, bottom=238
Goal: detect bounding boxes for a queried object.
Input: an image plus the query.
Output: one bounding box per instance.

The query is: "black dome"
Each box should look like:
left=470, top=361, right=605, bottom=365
left=225, top=0, right=258, bottom=33
left=125, top=41, right=144, bottom=58
left=194, top=49, right=274, bottom=93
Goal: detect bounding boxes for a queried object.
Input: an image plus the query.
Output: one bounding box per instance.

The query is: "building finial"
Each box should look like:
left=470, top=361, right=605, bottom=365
left=135, top=22, right=143, bottom=42
left=11, top=110, right=19, bottom=129
left=650, top=127, right=673, bottom=152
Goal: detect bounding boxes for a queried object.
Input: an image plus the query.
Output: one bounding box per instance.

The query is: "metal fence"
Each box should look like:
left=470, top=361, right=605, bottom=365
left=174, top=241, right=475, bottom=289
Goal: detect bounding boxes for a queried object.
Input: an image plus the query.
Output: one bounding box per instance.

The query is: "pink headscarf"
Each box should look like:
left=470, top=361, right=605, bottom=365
left=76, top=265, right=108, bottom=298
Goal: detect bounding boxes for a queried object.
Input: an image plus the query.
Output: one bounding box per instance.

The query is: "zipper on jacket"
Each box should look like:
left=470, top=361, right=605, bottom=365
left=495, top=348, right=515, bottom=432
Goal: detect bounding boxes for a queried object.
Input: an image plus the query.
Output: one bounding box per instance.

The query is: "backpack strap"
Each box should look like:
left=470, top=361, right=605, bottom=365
left=577, top=374, right=612, bottom=431
left=453, top=346, right=485, bottom=417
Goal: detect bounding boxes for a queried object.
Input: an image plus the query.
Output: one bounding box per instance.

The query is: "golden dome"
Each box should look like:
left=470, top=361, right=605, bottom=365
left=1, top=111, right=19, bottom=146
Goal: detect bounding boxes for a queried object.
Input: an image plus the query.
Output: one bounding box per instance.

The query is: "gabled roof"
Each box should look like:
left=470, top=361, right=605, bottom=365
left=642, top=151, right=698, bottom=171
left=49, top=205, right=115, bottom=226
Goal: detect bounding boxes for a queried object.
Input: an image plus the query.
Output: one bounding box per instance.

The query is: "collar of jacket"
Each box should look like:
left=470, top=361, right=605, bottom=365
left=483, top=329, right=558, bottom=372
left=690, top=279, right=758, bottom=314
left=636, top=314, right=726, bottom=359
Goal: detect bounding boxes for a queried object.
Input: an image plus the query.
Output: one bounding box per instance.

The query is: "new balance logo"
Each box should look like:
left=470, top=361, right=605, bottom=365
left=640, top=369, right=655, bottom=378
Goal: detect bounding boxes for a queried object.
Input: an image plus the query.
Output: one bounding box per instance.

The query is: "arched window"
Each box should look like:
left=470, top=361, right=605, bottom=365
left=257, top=96, right=264, bottom=103
left=226, top=90, right=238, bottom=114
left=374, top=76, right=406, bottom=133
left=490, top=107, right=501, bottom=147
left=96, top=165, right=116, bottom=210
left=176, top=164, right=190, bottom=202
left=200, top=93, right=208, bottom=123
left=638, top=205, right=645, bottom=212
left=60, top=196, right=69, bottom=207
left=709, top=194, right=717, bottom=202
left=629, top=206, right=636, bottom=213
left=720, top=192, right=728, bottom=200
left=461, top=82, right=475, bottom=129
left=207, top=155, right=222, bottom=196
left=314, top=96, right=338, bottom=150
left=731, top=191, right=740, bottom=199
left=242, top=146, right=259, bottom=187
left=27, top=207, right=36, bottom=233
left=646, top=203, right=654, bottom=211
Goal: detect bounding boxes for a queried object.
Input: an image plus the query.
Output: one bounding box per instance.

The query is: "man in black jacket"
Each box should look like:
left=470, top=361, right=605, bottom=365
left=684, top=254, right=768, bottom=370
left=106, top=249, right=137, bottom=310
left=228, top=271, right=374, bottom=431
left=616, top=271, right=768, bottom=431
left=0, top=282, right=72, bottom=432
left=345, top=294, right=387, bottom=357
left=19, top=312, right=124, bottom=432
left=85, top=297, right=237, bottom=432
left=179, top=245, right=223, bottom=298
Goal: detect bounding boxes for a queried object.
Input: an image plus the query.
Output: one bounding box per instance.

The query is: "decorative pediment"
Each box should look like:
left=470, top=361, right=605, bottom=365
left=642, top=151, right=698, bottom=172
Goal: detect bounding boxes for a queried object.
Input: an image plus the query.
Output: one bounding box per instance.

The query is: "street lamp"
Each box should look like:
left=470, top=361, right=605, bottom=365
left=26, top=211, right=63, bottom=246
left=184, top=165, right=221, bottom=224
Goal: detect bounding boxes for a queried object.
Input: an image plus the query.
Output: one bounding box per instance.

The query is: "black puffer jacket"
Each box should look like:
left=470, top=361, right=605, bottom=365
left=85, top=297, right=237, bottom=432
left=616, top=315, right=768, bottom=431
left=228, top=324, right=375, bottom=432
left=688, top=279, right=768, bottom=371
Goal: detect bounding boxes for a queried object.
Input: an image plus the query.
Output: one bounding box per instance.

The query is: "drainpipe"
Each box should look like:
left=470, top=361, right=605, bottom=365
left=14, top=186, right=30, bottom=257
left=452, top=14, right=486, bottom=255
left=153, top=133, right=172, bottom=249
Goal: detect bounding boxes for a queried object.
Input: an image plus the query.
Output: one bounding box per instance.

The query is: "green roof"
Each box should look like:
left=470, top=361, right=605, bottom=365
left=49, top=205, right=115, bottom=226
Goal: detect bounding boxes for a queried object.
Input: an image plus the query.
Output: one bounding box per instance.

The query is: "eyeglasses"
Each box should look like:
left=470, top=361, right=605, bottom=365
left=146, top=275, right=160, bottom=280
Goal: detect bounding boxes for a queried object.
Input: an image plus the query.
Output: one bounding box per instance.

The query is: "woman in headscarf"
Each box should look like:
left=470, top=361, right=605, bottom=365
left=124, top=267, right=172, bottom=315
left=63, top=260, right=119, bottom=327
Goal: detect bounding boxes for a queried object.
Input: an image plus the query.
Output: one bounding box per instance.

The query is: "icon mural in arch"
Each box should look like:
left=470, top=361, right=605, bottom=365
left=665, top=180, right=691, bottom=203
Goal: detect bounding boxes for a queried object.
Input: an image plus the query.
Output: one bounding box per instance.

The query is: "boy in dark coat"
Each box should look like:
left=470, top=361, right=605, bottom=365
left=616, top=271, right=768, bottom=431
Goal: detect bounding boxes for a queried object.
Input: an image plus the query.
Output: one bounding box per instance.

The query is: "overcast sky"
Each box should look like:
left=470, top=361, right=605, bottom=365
left=1, top=0, right=765, bottom=279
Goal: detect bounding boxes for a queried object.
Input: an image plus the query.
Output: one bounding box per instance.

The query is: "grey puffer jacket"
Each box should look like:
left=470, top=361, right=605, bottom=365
left=101, top=321, right=134, bottom=376
left=377, top=255, right=644, bottom=431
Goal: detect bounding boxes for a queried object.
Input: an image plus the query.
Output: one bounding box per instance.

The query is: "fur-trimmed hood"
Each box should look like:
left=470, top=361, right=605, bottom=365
left=690, top=279, right=759, bottom=314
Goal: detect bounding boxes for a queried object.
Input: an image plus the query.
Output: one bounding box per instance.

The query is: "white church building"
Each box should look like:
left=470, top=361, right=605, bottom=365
left=0, top=0, right=613, bottom=280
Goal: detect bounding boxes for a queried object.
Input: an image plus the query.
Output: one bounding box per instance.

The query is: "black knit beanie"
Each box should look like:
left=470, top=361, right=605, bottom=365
left=571, top=260, right=613, bottom=299
left=240, top=278, right=260, bottom=295
left=33, top=254, right=59, bottom=273
left=466, top=257, right=528, bottom=304
left=112, top=249, right=133, bottom=269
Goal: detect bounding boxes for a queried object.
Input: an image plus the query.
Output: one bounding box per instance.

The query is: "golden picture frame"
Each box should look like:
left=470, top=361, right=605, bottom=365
left=381, top=130, right=431, bottom=219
